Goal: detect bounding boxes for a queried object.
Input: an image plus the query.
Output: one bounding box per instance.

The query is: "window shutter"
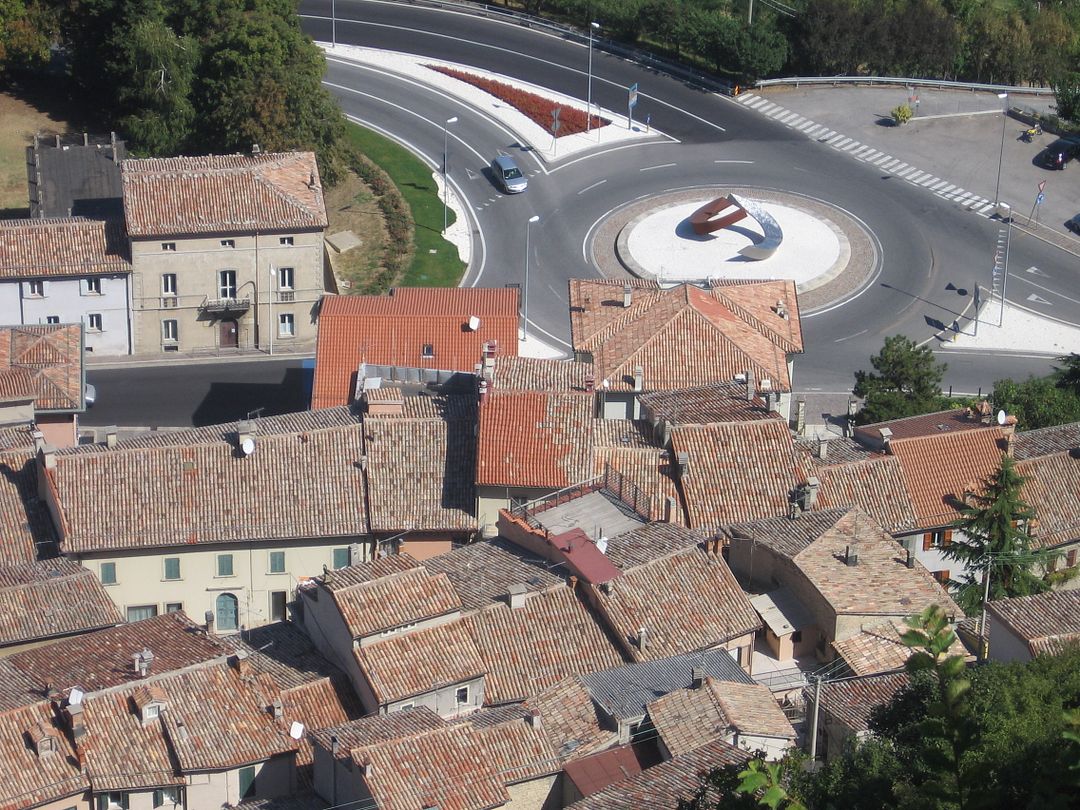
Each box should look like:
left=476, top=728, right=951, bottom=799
left=922, top=533, right=933, bottom=551
left=1068, top=550, right=1078, bottom=568
left=943, top=530, right=953, bottom=547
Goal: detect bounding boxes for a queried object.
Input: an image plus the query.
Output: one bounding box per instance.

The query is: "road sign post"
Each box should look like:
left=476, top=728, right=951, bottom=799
left=628, top=83, right=639, bottom=130
left=551, top=107, right=560, bottom=156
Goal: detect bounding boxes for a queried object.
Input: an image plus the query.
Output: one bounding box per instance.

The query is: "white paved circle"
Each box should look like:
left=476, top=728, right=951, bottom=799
left=624, top=200, right=841, bottom=284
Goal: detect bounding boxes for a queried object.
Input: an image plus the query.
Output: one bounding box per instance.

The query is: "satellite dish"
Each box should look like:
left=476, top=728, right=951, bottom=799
left=468, top=315, right=481, bottom=331
left=240, top=437, right=256, bottom=456
left=69, top=688, right=84, bottom=705
left=996, top=410, right=1007, bottom=426
left=289, top=721, right=305, bottom=740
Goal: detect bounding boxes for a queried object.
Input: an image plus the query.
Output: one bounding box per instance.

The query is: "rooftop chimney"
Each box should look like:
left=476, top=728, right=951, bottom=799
left=664, top=496, right=678, bottom=524
left=237, top=420, right=257, bottom=455
left=692, top=666, right=705, bottom=689
left=251, top=143, right=262, bottom=155
left=804, top=477, right=820, bottom=510
left=67, top=701, right=86, bottom=739
left=745, top=369, right=755, bottom=402
left=844, top=545, right=859, bottom=567
left=204, top=610, right=215, bottom=633
left=633, top=365, right=644, bottom=392
left=362, top=761, right=374, bottom=778
left=132, top=648, right=154, bottom=677
left=478, top=378, right=488, bottom=404
left=527, top=710, right=542, bottom=730
left=229, top=649, right=251, bottom=675
left=795, top=398, right=806, bottom=435
left=905, top=548, right=915, bottom=569
left=817, top=438, right=829, bottom=460
left=31, top=429, right=46, bottom=453
left=879, top=427, right=893, bottom=453
left=507, top=583, right=528, bottom=610
left=622, top=284, right=633, bottom=308
left=676, top=451, right=690, bottom=477
left=104, top=426, right=118, bottom=449
left=638, top=626, right=649, bottom=652
left=272, top=699, right=284, bottom=720
left=330, top=735, right=340, bottom=757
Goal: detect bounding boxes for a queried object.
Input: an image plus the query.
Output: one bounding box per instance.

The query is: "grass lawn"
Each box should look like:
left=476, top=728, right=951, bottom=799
left=345, top=124, right=466, bottom=288
left=0, top=93, right=68, bottom=216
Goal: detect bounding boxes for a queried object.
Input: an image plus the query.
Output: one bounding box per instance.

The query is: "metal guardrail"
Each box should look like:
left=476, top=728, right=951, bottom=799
left=755, top=75, right=1053, bottom=97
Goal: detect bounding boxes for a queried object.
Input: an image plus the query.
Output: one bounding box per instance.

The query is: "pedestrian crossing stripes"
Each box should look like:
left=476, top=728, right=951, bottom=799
left=735, top=92, right=997, bottom=218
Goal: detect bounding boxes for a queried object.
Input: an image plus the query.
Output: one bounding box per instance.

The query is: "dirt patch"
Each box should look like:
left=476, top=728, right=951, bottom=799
left=323, top=170, right=391, bottom=294
left=0, top=93, right=67, bottom=216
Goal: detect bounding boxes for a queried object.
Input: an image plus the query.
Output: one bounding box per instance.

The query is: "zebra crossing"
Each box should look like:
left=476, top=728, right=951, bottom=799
left=735, top=93, right=1000, bottom=217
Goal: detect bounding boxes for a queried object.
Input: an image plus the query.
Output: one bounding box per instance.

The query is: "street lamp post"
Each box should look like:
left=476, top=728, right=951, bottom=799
left=523, top=215, right=540, bottom=341
left=442, top=116, right=458, bottom=234
left=586, top=22, right=600, bottom=134
left=993, top=92, right=1008, bottom=208
left=332, top=0, right=336, bottom=48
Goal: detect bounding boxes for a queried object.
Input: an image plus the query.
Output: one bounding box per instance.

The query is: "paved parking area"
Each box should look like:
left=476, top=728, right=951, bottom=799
left=735, top=85, right=1079, bottom=242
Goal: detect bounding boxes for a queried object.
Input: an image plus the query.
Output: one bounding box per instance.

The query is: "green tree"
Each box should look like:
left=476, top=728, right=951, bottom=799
left=735, top=19, right=788, bottom=81
left=853, top=335, right=946, bottom=424
left=0, top=0, right=55, bottom=73
left=1054, top=352, right=1080, bottom=396
left=991, top=375, right=1080, bottom=430
left=1052, top=71, right=1080, bottom=124
left=944, top=454, right=1054, bottom=615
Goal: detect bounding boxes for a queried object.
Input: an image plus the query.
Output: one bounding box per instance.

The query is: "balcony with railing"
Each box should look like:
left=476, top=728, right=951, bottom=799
left=200, top=295, right=251, bottom=314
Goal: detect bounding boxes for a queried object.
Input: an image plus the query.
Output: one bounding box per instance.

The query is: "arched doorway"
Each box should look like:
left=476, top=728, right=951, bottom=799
left=215, top=592, right=239, bottom=632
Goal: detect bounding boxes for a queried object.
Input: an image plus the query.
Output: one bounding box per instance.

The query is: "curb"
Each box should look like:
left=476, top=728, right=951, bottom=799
left=87, top=349, right=314, bottom=371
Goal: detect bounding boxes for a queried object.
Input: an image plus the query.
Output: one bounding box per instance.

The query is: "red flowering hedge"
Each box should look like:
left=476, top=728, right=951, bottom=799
left=427, top=65, right=610, bottom=136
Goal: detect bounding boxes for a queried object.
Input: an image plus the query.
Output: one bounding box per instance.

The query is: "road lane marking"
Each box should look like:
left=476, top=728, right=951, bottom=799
left=714, top=159, right=754, bottom=164
left=640, top=163, right=676, bottom=171
left=577, top=179, right=607, bottom=195
left=834, top=329, right=868, bottom=342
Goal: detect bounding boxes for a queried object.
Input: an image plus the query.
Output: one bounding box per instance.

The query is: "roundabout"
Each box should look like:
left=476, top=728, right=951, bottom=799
left=603, top=188, right=877, bottom=312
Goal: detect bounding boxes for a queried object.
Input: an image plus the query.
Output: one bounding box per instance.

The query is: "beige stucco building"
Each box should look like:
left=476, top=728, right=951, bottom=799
left=120, top=152, right=329, bottom=354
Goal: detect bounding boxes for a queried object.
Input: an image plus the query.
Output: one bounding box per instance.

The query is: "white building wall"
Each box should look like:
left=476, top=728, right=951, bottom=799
left=13, top=276, right=130, bottom=354
left=987, top=621, right=1033, bottom=663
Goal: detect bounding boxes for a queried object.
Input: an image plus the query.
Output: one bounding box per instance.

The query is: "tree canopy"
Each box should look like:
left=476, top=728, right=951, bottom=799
left=853, top=335, right=947, bottom=424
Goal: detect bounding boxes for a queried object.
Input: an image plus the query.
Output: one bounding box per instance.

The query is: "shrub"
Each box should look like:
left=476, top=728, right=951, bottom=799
left=345, top=149, right=415, bottom=292
left=891, top=103, right=913, bottom=125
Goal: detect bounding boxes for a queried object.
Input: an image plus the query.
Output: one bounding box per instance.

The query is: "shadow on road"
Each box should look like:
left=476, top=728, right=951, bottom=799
left=192, top=367, right=310, bottom=427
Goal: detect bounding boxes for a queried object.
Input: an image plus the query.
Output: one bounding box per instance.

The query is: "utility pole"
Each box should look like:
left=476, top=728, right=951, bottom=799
left=808, top=676, right=822, bottom=761
left=748, top=0, right=754, bottom=24
left=977, top=558, right=992, bottom=662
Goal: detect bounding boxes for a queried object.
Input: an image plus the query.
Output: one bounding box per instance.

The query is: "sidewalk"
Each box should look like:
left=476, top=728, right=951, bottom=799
left=86, top=344, right=314, bottom=370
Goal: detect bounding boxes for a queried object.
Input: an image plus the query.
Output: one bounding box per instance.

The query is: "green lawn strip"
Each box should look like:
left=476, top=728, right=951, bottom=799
left=345, top=124, right=465, bottom=288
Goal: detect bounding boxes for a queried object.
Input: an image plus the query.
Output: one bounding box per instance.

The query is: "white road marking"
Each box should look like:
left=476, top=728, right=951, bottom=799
left=577, top=179, right=607, bottom=194
left=640, top=162, right=676, bottom=172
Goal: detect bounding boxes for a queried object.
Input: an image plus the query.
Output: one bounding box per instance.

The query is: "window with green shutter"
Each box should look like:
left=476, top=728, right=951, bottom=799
left=217, top=554, right=234, bottom=577
left=163, top=557, right=180, bottom=580
left=268, top=551, right=285, bottom=573
left=239, top=765, right=256, bottom=798
left=100, top=562, right=116, bottom=585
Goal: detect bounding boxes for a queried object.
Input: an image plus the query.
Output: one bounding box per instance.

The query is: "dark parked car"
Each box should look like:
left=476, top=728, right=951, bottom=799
left=1040, top=139, right=1080, bottom=170
left=1067, top=214, right=1080, bottom=235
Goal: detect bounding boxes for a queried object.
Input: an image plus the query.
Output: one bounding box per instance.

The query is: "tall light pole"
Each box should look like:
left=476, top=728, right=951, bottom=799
left=586, top=22, right=600, bottom=134
left=523, top=215, right=539, bottom=341
left=442, top=116, right=458, bottom=234
left=993, top=91, right=1008, bottom=208
left=332, top=0, right=336, bottom=48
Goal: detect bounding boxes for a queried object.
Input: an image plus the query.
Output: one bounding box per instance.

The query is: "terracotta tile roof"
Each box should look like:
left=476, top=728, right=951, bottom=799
left=0, top=557, right=121, bottom=647
left=364, top=412, right=477, bottom=532
left=812, top=455, right=919, bottom=533
left=81, top=686, right=183, bottom=791
left=311, top=707, right=447, bottom=754
left=729, top=508, right=962, bottom=620
left=565, top=738, right=750, bottom=810
left=985, top=590, right=1080, bottom=656
left=321, top=552, right=420, bottom=591
left=591, top=449, right=685, bottom=524
left=797, top=436, right=884, bottom=467
left=601, top=521, right=701, bottom=570
left=350, top=722, right=509, bottom=810
left=331, top=566, right=462, bottom=638
left=354, top=619, right=486, bottom=705
left=157, top=662, right=297, bottom=771
left=569, top=279, right=802, bottom=392
left=0, top=659, right=42, bottom=713
left=855, top=408, right=993, bottom=443
left=649, top=677, right=795, bottom=757
left=590, top=419, right=659, bottom=449
left=671, top=421, right=806, bottom=531
left=465, top=586, right=626, bottom=704
left=453, top=707, right=560, bottom=784
left=526, top=678, right=617, bottom=761
left=589, top=546, right=761, bottom=662
left=888, top=430, right=1011, bottom=529
left=120, top=151, right=327, bottom=237
left=6, top=611, right=227, bottom=695
left=278, top=677, right=363, bottom=784
left=832, top=620, right=968, bottom=676
left=561, top=744, right=645, bottom=797
left=0, top=324, right=84, bottom=412
left=640, top=381, right=778, bottom=425
left=491, top=356, right=594, bottom=391
left=477, top=390, right=595, bottom=488
left=0, top=367, right=38, bottom=402
left=420, top=538, right=568, bottom=611
left=1016, top=450, right=1080, bottom=549
left=0, top=451, right=59, bottom=564
left=50, top=418, right=368, bottom=553
left=812, top=671, right=909, bottom=733
left=0, top=217, right=129, bottom=279
left=1011, top=421, right=1080, bottom=461
left=311, top=288, right=518, bottom=408
left=0, top=701, right=87, bottom=809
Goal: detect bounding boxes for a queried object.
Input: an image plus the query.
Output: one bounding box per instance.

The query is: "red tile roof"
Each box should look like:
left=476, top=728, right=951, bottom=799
left=888, top=430, right=1011, bottom=529
left=0, top=217, right=129, bottom=279
left=490, top=356, right=594, bottom=391
left=81, top=687, right=184, bottom=791
left=985, top=590, right=1080, bottom=656
left=1016, top=450, right=1080, bottom=549
left=562, top=744, right=645, bottom=797
left=832, top=620, right=969, bottom=676
left=466, top=586, right=626, bottom=704
left=525, top=678, right=617, bottom=761
left=0, top=558, right=121, bottom=647
left=812, top=454, right=918, bottom=533
left=453, top=707, right=561, bottom=784
left=0, top=450, right=59, bottom=565
left=569, top=279, right=802, bottom=392
left=0, top=701, right=87, bottom=809
left=0, top=324, right=84, bottom=412
left=639, top=381, right=778, bottom=424
left=855, top=407, right=993, bottom=443
left=477, top=390, right=595, bottom=488
left=329, top=566, right=462, bottom=639
left=813, top=671, right=909, bottom=733
left=671, top=420, right=806, bottom=530
left=311, top=288, right=518, bottom=409
left=120, top=152, right=327, bottom=237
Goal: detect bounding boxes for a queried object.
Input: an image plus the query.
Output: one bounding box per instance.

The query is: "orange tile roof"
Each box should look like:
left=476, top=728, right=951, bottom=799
left=888, top=429, right=1011, bottom=529
left=813, top=455, right=918, bottom=533
left=466, top=586, right=626, bottom=704
left=568, top=279, right=802, bottom=392
left=526, top=678, right=617, bottom=761
left=0, top=324, right=84, bottom=412
left=0, top=701, right=87, bottom=808
left=311, top=288, right=518, bottom=408
left=491, top=356, right=594, bottom=391
left=589, top=547, right=761, bottom=662
left=453, top=707, right=560, bottom=784
left=1016, top=450, right=1080, bottom=549
left=812, top=671, right=910, bottom=733
left=0, top=217, right=130, bottom=279
left=985, top=590, right=1080, bottom=656
left=855, top=407, right=993, bottom=442
left=671, top=420, right=807, bottom=530
left=477, top=390, right=595, bottom=488
left=832, top=619, right=969, bottom=676
left=330, top=567, right=462, bottom=639
left=121, top=151, right=327, bottom=237
left=81, top=687, right=184, bottom=791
